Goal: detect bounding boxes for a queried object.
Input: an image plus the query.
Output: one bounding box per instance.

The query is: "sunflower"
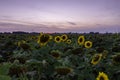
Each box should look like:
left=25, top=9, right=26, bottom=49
left=55, top=67, right=73, bottom=75
left=112, top=54, right=120, bottom=64
left=66, top=39, right=72, bottom=44
left=50, top=50, right=61, bottom=59
left=31, top=36, right=38, bottom=41
left=18, top=40, right=26, bottom=46
left=18, top=40, right=30, bottom=50
left=39, top=32, right=43, bottom=35
left=37, top=33, right=51, bottom=46
left=96, top=72, right=109, bottom=80
left=61, top=34, right=68, bottom=42
left=84, top=41, right=92, bottom=48
left=9, top=64, right=27, bottom=77
left=71, top=47, right=84, bottom=55
left=91, top=54, right=102, bottom=65
left=102, top=50, right=108, bottom=59
left=78, top=35, right=85, bottom=45
left=54, top=36, right=62, bottom=43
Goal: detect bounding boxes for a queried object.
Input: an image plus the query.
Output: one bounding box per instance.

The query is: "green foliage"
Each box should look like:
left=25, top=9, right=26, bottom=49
left=0, top=33, right=120, bottom=80
left=0, top=75, right=11, bottom=80
left=0, top=63, right=11, bottom=75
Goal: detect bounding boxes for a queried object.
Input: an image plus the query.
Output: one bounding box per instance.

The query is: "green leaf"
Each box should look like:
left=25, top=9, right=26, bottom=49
left=0, top=63, right=11, bottom=75
left=0, top=75, right=11, bottom=80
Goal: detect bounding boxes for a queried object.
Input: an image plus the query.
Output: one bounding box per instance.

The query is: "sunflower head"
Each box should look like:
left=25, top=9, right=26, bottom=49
left=66, top=39, right=72, bottom=44
left=39, top=32, right=43, bottom=35
left=61, top=34, right=68, bottom=42
left=55, top=67, right=73, bottom=75
left=91, top=54, right=102, bottom=65
left=19, top=43, right=30, bottom=50
left=84, top=41, right=92, bottom=48
left=37, top=33, right=51, bottom=46
left=96, top=72, right=109, bottom=80
left=54, top=36, right=62, bottom=43
left=78, top=35, right=85, bottom=45
left=31, top=36, right=38, bottom=41
left=9, top=65, right=27, bottom=77
left=18, top=40, right=30, bottom=50
left=112, top=54, right=120, bottom=65
left=50, top=50, right=61, bottom=59
left=102, top=50, right=108, bottom=59
left=71, top=47, right=84, bottom=55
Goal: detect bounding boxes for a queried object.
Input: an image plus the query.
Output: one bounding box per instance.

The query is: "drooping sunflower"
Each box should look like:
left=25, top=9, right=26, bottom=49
left=50, top=50, right=61, bottom=59
left=61, top=34, right=68, bottom=42
left=112, top=54, right=120, bottom=64
left=91, top=54, right=102, bottom=65
left=96, top=72, right=109, bottom=80
left=54, top=36, right=62, bottom=43
left=102, top=50, right=108, bottom=59
left=55, top=67, right=73, bottom=75
left=66, top=39, right=72, bottom=44
left=37, top=33, right=51, bottom=46
left=9, top=64, right=27, bottom=77
left=17, top=40, right=30, bottom=50
left=78, top=35, right=85, bottom=45
left=71, top=47, right=84, bottom=55
left=84, top=41, right=92, bottom=48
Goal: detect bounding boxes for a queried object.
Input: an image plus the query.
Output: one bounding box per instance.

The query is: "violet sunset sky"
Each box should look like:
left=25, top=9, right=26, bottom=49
left=0, top=0, right=120, bottom=33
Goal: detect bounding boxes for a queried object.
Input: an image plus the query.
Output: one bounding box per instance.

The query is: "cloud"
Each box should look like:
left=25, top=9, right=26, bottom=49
left=0, top=16, right=13, bottom=19
left=0, top=20, right=120, bottom=33
left=67, top=22, right=77, bottom=25
left=0, top=21, right=64, bottom=32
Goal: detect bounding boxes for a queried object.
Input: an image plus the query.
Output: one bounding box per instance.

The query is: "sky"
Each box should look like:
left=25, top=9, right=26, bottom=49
left=0, top=0, right=120, bottom=33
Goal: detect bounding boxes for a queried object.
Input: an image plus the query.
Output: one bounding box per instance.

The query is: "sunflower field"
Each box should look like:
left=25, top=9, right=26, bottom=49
left=0, top=32, right=120, bottom=80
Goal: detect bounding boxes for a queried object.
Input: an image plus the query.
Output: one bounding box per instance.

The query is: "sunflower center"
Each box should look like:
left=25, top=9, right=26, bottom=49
left=62, top=36, right=66, bottom=39
left=21, top=43, right=30, bottom=50
left=100, top=76, right=104, bottom=80
left=93, top=55, right=100, bottom=62
left=56, top=38, right=60, bottom=41
left=51, top=52, right=60, bottom=58
left=67, top=40, right=71, bottom=42
left=79, top=38, right=83, bottom=42
left=40, top=35, right=49, bottom=43
left=87, top=43, right=90, bottom=46
left=56, top=68, right=71, bottom=75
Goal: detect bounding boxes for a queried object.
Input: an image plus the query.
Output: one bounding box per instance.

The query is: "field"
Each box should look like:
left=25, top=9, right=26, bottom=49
left=0, top=32, right=120, bottom=80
